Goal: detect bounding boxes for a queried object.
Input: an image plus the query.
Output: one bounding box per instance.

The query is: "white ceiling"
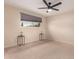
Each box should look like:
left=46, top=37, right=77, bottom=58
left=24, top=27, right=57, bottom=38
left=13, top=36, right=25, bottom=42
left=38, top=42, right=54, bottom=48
left=5, top=0, right=74, bottom=17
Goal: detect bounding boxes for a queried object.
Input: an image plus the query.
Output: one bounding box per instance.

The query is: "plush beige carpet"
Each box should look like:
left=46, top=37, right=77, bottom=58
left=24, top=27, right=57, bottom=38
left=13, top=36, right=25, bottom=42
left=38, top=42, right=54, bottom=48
left=4, top=40, right=74, bottom=59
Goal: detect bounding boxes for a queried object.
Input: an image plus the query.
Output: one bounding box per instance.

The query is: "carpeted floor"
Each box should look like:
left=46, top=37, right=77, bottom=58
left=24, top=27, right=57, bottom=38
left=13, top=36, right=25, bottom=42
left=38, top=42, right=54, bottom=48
left=4, top=40, right=74, bottom=59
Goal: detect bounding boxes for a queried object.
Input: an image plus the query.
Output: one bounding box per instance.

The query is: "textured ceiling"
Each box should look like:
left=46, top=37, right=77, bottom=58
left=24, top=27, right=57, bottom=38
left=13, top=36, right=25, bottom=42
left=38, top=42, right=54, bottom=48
left=4, top=0, right=74, bottom=17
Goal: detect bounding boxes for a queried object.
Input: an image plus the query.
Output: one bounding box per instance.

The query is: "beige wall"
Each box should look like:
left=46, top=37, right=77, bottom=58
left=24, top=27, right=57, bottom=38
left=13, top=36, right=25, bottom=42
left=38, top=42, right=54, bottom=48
left=47, top=11, right=74, bottom=45
left=4, top=5, right=47, bottom=48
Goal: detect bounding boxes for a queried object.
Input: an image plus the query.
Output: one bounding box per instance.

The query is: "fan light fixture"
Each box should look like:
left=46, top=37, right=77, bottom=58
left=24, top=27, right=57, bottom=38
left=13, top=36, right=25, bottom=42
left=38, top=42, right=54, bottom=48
left=48, top=9, right=52, bottom=12
left=38, top=0, right=62, bottom=13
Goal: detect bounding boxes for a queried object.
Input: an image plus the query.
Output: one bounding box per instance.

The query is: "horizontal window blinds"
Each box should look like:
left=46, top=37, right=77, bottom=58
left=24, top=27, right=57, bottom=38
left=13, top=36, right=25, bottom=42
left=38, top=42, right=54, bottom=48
left=21, top=13, right=42, bottom=22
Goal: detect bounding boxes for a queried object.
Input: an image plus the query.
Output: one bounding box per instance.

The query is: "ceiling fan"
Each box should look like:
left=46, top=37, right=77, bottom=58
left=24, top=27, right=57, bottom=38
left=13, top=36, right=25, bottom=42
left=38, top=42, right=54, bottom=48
left=38, top=0, right=62, bottom=13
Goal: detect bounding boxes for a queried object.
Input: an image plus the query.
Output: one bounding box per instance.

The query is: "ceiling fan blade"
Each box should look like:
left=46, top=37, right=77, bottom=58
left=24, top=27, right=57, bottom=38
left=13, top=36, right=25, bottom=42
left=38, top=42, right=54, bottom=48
left=43, top=0, right=49, bottom=6
left=52, top=8, right=59, bottom=11
left=38, top=7, right=48, bottom=9
left=51, top=2, right=62, bottom=7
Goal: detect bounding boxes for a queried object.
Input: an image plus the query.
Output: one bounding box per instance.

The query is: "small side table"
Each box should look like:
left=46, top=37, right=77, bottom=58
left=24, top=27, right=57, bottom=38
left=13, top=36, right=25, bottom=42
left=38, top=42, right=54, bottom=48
left=39, top=33, right=43, bottom=40
left=17, top=34, right=25, bottom=46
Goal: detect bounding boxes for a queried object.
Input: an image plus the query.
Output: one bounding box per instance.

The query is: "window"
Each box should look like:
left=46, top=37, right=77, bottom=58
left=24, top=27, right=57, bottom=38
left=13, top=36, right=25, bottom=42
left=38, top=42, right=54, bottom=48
left=21, top=21, right=40, bottom=27
left=20, top=13, right=42, bottom=27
